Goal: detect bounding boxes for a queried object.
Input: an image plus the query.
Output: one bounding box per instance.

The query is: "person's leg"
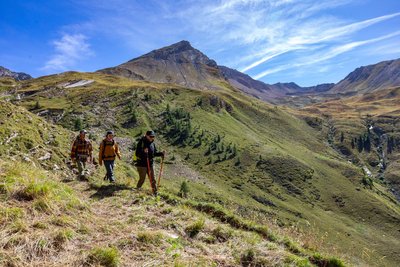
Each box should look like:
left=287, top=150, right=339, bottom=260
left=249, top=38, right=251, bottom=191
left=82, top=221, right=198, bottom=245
left=104, top=160, right=112, bottom=181
left=109, top=160, right=115, bottom=182
left=136, top=166, right=147, bottom=189
left=77, top=160, right=84, bottom=177
left=81, top=161, right=87, bottom=177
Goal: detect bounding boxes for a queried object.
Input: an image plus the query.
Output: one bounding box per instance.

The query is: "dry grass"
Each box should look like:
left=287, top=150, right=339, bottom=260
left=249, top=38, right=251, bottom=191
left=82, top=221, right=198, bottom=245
left=0, top=159, right=311, bottom=267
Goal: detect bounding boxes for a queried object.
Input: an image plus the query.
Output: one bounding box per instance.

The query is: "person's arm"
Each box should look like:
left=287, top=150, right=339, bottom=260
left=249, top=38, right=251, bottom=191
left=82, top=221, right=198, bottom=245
left=71, top=139, right=77, bottom=161
left=154, top=143, right=164, bottom=157
left=98, top=141, right=104, bottom=166
left=115, top=142, right=121, bottom=160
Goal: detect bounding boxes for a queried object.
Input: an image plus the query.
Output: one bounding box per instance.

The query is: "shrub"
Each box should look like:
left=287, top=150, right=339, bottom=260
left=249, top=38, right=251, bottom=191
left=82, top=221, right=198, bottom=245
left=53, top=229, right=74, bottom=249
left=211, top=226, right=233, bottom=242
left=32, top=221, right=48, bottom=229
left=137, top=231, right=163, bottom=245
left=34, top=100, right=41, bottom=109
left=285, top=255, right=312, bottom=267
left=87, top=246, right=120, bottom=267
left=178, top=181, right=189, bottom=198
left=74, top=118, right=83, bottom=131
left=240, top=248, right=255, bottom=267
left=310, top=253, right=346, bottom=267
left=185, top=218, right=205, bottom=238
left=0, top=207, right=24, bottom=224
left=362, top=176, right=373, bottom=189
left=283, top=237, right=302, bottom=254
left=17, top=182, right=50, bottom=201
left=235, top=158, right=241, bottom=166
left=33, top=198, right=52, bottom=212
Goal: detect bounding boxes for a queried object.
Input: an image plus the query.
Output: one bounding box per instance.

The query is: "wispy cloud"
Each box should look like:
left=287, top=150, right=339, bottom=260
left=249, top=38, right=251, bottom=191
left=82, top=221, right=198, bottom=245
left=240, top=11, right=400, bottom=72
left=42, top=33, right=93, bottom=72
left=253, top=31, right=400, bottom=79
left=59, top=0, right=400, bottom=84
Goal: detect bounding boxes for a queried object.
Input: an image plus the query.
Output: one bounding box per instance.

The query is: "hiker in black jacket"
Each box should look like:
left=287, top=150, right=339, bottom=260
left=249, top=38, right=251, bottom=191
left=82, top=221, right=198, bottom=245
left=135, top=130, right=165, bottom=195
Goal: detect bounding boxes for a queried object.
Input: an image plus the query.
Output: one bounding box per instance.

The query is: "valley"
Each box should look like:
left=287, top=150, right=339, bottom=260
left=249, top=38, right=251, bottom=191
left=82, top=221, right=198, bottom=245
left=1, top=42, right=399, bottom=267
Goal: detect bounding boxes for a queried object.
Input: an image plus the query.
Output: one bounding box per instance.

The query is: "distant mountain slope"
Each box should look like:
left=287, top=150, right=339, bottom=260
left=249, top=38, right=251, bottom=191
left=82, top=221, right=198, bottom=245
left=0, top=66, right=32, bottom=81
left=330, top=58, right=400, bottom=94
left=98, top=41, right=337, bottom=98
left=98, top=40, right=227, bottom=90
left=218, top=65, right=279, bottom=99
left=219, top=65, right=334, bottom=99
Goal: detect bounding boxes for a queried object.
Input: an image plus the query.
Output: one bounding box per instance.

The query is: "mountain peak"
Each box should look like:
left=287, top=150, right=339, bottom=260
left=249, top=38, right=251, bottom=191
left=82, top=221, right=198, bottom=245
left=135, top=40, right=214, bottom=65
left=169, top=40, right=193, bottom=51
left=99, top=40, right=224, bottom=90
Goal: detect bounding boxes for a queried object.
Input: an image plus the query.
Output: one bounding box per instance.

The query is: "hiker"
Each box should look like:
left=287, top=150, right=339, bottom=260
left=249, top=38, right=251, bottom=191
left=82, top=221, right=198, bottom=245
left=99, top=131, right=121, bottom=183
left=71, top=129, right=93, bottom=179
left=134, top=130, right=165, bottom=195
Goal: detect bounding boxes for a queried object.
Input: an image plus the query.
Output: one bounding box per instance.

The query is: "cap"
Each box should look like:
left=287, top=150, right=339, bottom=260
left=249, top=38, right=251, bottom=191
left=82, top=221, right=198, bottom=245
left=80, top=129, right=88, bottom=134
left=146, top=130, right=155, bottom=137
left=106, top=130, right=114, bottom=136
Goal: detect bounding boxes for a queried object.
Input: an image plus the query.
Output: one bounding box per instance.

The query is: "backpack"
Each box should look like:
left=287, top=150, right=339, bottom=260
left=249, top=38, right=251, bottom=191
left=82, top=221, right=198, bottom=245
left=101, top=139, right=115, bottom=159
left=132, top=138, right=145, bottom=162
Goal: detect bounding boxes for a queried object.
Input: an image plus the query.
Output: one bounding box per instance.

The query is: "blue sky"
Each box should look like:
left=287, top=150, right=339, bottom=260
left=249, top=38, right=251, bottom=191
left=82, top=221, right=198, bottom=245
left=1, top=0, right=399, bottom=86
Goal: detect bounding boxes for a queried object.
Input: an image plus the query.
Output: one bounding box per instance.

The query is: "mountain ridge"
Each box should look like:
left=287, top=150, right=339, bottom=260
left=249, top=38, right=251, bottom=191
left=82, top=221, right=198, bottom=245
left=0, top=66, right=32, bottom=81
left=329, top=58, right=400, bottom=94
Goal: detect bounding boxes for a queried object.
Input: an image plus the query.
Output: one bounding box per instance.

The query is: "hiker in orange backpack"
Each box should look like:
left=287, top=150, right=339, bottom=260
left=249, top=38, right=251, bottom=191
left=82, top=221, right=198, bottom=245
left=71, top=129, right=93, bottom=180
left=134, top=130, right=165, bottom=195
left=99, top=131, right=121, bottom=183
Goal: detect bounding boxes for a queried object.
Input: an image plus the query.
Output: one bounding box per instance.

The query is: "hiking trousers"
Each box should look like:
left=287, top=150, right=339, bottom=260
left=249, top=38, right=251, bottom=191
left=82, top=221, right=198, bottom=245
left=77, top=160, right=88, bottom=177
left=136, top=166, right=156, bottom=193
left=104, top=160, right=115, bottom=182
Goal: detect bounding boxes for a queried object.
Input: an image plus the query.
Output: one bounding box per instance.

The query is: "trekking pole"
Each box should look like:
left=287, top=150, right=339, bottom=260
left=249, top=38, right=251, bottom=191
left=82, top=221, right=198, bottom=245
left=157, top=156, right=164, bottom=188
left=146, top=154, right=156, bottom=195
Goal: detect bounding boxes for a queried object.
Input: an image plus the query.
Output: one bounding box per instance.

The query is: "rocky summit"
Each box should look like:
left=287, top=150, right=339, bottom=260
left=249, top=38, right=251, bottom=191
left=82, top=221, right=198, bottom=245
left=98, top=40, right=226, bottom=90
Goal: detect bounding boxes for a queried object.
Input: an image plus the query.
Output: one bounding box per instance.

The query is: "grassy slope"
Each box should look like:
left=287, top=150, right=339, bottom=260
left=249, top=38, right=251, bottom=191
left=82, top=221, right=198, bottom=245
left=296, top=87, right=400, bottom=203
left=5, top=72, right=400, bottom=266
left=0, top=100, right=340, bottom=267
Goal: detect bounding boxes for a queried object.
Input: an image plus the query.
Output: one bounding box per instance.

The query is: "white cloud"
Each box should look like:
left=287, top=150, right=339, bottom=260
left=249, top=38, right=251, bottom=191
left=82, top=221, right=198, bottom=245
left=240, top=11, right=400, bottom=72
left=253, top=31, right=400, bottom=79
left=42, top=33, right=93, bottom=72
left=60, top=0, right=400, bottom=84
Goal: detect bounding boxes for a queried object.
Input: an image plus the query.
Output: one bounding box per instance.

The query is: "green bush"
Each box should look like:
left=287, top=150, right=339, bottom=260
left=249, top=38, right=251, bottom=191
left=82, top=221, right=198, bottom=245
left=53, top=229, right=74, bottom=249
left=283, top=237, right=303, bottom=254
left=310, top=253, right=346, bottom=267
left=240, top=248, right=255, bottom=266
left=137, top=231, right=163, bottom=245
left=185, top=218, right=205, bottom=238
left=0, top=207, right=24, bottom=223
left=211, top=226, right=233, bottom=242
left=362, top=176, right=373, bottom=189
left=178, top=181, right=189, bottom=198
left=87, top=246, right=120, bottom=267
left=17, top=182, right=50, bottom=201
